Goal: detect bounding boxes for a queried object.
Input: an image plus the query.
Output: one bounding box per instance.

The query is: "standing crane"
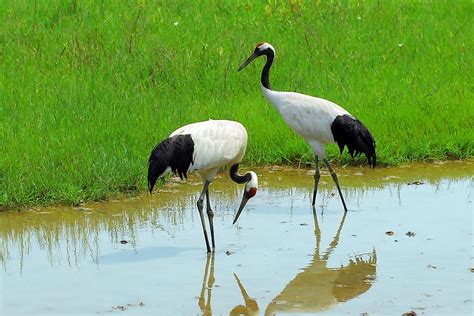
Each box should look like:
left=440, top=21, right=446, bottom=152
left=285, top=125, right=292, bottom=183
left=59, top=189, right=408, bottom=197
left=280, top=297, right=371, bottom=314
left=238, top=43, right=376, bottom=212
left=147, top=120, right=258, bottom=253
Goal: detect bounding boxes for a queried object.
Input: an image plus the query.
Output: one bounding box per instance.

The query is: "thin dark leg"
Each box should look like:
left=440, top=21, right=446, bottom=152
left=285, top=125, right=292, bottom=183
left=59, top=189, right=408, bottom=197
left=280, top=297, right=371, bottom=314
left=197, top=181, right=211, bottom=253
left=323, top=159, right=348, bottom=212
left=206, top=190, right=215, bottom=250
left=312, top=155, right=321, bottom=206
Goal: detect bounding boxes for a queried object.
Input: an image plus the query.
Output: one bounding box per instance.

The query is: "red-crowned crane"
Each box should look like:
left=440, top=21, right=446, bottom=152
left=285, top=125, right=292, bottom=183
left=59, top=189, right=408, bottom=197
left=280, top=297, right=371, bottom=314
left=147, top=119, right=258, bottom=253
left=238, top=43, right=376, bottom=212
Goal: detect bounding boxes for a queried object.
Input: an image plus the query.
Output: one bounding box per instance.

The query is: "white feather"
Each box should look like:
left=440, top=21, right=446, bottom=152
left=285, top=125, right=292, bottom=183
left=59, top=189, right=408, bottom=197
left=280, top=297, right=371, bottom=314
left=246, top=171, right=258, bottom=190
left=258, top=42, right=275, bottom=53
left=170, top=120, right=248, bottom=180
left=262, top=85, right=350, bottom=141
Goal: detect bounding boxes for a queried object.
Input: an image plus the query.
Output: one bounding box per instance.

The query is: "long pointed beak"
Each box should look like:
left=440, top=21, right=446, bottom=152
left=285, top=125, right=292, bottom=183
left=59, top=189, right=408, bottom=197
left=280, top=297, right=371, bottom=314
left=233, top=192, right=250, bottom=224
left=237, top=52, right=257, bottom=71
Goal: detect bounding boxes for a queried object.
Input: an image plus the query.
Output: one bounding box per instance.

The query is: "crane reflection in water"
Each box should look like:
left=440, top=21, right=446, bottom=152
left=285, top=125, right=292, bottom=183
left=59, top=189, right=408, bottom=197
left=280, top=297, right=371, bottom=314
left=198, top=210, right=377, bottom=315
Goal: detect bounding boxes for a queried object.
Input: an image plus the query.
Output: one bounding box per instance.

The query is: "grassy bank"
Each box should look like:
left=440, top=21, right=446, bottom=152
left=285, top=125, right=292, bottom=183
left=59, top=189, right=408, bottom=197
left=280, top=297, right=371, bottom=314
left=1, top=0, right=472, bottom=208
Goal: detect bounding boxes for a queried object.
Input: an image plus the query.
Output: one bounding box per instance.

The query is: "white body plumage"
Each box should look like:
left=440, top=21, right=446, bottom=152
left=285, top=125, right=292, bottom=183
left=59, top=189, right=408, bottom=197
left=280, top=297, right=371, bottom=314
left=261, top=86, right=350, bottom=158
left=170, top=119, right=249, bottom=181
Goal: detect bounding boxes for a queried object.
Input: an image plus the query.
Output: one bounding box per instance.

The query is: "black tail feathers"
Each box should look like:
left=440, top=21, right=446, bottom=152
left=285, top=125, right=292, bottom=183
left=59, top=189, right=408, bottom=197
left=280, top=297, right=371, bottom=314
left=147, top=134, right=195, bottom=193
left=331, top=115, right=376, bottom=167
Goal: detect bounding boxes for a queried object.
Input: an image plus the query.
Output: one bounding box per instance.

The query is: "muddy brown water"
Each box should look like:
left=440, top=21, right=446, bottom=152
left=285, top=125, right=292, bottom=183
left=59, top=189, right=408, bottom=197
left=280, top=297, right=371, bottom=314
left=1, top=161, right=473, bottom=315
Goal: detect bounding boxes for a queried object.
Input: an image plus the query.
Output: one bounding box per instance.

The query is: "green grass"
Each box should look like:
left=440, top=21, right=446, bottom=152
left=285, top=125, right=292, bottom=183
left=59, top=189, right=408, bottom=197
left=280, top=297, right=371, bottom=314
left=1, top=0, right=473, bottom=208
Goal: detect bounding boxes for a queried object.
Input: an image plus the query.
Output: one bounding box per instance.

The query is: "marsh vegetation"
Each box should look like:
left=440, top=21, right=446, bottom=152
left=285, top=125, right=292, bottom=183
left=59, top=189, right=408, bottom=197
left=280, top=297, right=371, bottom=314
left=2, top=1, right=472, bottom=207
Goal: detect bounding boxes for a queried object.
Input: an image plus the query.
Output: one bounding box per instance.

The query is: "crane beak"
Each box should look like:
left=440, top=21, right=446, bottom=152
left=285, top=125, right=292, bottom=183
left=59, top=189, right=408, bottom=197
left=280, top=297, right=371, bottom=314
left=233, top=191, right=251, bottom=224
left=237, top=52, right=257, bottom=71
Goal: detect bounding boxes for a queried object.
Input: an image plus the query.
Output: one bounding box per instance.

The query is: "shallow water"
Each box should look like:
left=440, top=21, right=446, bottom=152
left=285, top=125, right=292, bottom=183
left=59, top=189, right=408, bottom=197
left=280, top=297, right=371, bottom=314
left=1, top=161, right=473, bottom=315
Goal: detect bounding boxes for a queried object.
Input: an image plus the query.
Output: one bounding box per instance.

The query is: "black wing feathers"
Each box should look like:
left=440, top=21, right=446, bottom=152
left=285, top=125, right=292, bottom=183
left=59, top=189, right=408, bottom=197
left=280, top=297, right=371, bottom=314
left=171, top=135, right=195, bottom=180
left=331, top=115, right=376, bottom=167
left=147, top=134, right=194, bottom=193
left=147, top=138, right=173, bottom=193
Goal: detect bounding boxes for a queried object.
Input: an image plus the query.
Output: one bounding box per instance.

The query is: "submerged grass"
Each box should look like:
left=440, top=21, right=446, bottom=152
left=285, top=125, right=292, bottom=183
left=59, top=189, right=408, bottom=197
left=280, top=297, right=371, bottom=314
left=1, top=0, right=473, bottom=208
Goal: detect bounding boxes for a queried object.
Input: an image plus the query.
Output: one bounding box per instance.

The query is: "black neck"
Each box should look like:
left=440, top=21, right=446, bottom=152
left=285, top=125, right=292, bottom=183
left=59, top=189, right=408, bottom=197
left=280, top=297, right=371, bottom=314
left=261, top=50, right=274, bottom=90
left=230, top=164, right=251, bottom=184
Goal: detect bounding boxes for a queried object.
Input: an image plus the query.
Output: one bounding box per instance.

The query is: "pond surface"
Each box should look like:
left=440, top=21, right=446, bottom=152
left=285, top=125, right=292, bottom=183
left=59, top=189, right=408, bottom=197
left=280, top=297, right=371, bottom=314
left=1, top=161, right=473, bottom=315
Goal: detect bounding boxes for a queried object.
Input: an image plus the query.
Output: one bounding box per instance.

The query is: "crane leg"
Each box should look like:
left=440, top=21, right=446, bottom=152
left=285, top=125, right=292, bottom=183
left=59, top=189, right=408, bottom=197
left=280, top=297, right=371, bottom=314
left=206, top=190, right=215, bottom=250
left=312, top=155, right=321, bottom=206
left=323, top=159, right=348, bottom=212
left=197, top=181, right=212, bottom=253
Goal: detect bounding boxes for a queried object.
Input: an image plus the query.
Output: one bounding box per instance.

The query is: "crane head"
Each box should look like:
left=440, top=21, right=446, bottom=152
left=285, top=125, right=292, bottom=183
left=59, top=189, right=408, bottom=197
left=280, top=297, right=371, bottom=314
left=237, top=43, right=275, bottom=71
left=233, top=172, right=258, bottom=224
